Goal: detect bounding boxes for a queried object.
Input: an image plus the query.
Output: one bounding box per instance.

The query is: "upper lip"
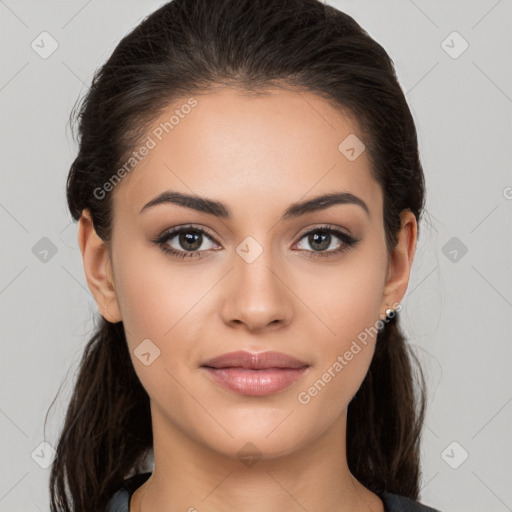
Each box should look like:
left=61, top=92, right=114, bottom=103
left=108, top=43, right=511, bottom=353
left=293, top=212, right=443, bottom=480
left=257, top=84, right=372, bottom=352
left=201, top=350, right=309, bottom=369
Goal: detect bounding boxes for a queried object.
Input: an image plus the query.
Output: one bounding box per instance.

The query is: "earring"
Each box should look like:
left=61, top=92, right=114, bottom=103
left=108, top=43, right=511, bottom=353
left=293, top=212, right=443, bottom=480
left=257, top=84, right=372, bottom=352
left=385, top=306, right=395, bottom=319
left=379, top=305, right=394, bottom=320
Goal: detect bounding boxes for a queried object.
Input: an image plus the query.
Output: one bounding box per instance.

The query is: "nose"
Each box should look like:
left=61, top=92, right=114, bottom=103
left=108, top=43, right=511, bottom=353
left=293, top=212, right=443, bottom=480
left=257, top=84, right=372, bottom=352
left=220, top=243, right=294, bottom=333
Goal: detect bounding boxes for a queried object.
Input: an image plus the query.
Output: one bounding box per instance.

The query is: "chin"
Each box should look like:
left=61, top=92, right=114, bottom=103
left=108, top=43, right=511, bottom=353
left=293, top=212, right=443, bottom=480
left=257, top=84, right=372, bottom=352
left=201, top=422, right=312, bottom=462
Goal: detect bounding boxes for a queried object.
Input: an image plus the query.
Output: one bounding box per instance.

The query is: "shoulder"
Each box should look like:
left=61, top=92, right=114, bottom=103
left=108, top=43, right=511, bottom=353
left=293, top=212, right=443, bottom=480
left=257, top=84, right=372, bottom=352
left=104, top=476, right=442, bottom=512
left=105, top=472, right=152, bottom=512
left=381, top=492, right=442, bottom=512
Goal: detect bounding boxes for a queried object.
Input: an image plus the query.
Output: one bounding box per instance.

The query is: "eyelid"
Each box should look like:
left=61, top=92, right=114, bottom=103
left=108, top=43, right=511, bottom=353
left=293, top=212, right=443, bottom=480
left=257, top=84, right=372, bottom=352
left=294, top=223, right=353, bottom=240
left=157, top=223, right=219, bottom=242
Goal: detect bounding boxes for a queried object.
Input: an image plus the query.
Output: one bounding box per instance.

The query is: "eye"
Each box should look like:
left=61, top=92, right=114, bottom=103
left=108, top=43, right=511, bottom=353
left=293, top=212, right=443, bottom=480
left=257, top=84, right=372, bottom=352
left=293, top=225, right=360, bottom=258
left=152, top=225, right=220, bottom=259
left=152, top=224, right=360, bottom=260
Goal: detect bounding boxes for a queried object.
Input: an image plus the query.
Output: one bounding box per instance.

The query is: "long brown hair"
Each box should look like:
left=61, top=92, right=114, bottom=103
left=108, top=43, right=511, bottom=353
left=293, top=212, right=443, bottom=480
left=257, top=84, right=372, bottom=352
left=48, top=0, right=427, bottom=510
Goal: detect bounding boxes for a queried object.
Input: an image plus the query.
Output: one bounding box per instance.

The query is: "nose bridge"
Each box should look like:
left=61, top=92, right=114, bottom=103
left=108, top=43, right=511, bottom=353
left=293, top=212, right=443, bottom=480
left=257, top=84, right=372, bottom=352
left=222, top=232, right=292, bottom=330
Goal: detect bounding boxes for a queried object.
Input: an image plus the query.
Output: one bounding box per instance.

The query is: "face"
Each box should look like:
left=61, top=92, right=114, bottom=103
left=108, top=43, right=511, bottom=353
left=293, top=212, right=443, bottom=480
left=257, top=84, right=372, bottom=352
left=83, top=88, right=414, bottom=463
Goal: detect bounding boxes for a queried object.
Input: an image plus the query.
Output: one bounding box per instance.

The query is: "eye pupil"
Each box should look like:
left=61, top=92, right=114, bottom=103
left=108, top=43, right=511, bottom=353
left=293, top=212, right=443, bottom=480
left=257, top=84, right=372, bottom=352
left=309, top=231, right=330, bottom=251
left=180, top=231, right=202, bottom=250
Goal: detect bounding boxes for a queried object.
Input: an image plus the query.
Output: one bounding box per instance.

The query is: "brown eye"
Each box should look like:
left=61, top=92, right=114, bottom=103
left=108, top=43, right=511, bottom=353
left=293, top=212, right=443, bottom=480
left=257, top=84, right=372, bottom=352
left=294, top=226, right=359, bottom=258
left=152, top=225, right=220, bottom=259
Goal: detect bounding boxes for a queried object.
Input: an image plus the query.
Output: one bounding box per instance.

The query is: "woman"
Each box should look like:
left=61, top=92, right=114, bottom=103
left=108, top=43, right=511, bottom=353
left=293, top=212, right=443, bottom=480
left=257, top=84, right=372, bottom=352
left=48, top=0, right=442, bottom=511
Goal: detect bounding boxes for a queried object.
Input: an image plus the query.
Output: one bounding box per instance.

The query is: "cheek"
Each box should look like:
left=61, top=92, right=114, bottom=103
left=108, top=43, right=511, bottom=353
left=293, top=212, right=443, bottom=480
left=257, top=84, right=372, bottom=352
left=300, top=250, right=386, bottom=351
left=112, top=237, right=192, bottom=340
left=111, top=242, right=198, bottom=402
left=293, top=251, right=386, bottom=410
left=111, top=238, right=216, bottom=382
left=295, top=298, right=380, bottom=430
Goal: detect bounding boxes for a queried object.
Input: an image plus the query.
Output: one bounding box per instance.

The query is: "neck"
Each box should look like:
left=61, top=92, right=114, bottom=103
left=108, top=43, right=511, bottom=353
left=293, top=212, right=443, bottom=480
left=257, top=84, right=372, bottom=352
left=133, top=404, right=384, bottom=512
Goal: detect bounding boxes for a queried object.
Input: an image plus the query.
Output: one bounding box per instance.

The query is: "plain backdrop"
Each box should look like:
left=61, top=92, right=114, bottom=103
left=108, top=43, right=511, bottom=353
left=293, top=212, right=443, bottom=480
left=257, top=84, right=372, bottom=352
left=1, top=1, right=511, bottom=511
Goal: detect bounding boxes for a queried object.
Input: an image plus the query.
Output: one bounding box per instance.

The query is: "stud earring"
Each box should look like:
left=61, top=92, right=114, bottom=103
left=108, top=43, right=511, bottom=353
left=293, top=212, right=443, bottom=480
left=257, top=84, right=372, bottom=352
left=380, top=304, right=394, bottom=320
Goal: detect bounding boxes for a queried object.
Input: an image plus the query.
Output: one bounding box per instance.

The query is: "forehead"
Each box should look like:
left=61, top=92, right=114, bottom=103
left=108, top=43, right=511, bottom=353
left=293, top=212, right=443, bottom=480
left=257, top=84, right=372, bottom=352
left=111, top=87, right=382, bottom=220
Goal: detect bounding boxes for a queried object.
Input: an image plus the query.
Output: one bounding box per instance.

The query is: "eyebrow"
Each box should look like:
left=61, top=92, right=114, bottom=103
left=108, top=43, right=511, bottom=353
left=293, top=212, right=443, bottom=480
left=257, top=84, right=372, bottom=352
left=139, top=190, right=370, bottom=220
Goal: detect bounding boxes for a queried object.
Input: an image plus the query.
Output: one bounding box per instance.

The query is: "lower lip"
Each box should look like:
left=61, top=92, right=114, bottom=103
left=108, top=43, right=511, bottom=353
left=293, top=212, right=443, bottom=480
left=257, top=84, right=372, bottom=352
left=202, top=366, right=309, bottom=396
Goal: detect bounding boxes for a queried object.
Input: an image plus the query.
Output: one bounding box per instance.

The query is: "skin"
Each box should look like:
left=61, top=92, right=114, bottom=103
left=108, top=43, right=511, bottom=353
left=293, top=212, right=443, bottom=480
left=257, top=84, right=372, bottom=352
left=78, top=88, right=417, bottom=512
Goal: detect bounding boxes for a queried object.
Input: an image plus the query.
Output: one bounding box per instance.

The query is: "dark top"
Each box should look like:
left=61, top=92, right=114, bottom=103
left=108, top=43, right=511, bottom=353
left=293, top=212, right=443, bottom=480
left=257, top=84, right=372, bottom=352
left=105, top=472, right=442, bottom=512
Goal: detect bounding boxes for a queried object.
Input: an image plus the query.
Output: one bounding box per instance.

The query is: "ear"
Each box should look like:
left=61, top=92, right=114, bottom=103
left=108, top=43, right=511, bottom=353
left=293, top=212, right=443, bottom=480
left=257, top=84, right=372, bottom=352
left=77, top=209, right=122, bottom=323
left=380, top=209, right=417, bottom=315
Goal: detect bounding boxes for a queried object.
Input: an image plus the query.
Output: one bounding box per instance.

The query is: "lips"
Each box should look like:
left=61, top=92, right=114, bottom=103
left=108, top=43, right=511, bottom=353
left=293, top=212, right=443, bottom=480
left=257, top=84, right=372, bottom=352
left=201, top=350, right=309, bottom=370
left=201, top=350, right=310, bottom=396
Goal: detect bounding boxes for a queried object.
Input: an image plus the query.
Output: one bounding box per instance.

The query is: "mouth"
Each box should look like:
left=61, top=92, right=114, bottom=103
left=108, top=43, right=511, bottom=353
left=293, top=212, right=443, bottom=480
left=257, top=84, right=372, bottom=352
left=200, top=350, right=310, bottom=396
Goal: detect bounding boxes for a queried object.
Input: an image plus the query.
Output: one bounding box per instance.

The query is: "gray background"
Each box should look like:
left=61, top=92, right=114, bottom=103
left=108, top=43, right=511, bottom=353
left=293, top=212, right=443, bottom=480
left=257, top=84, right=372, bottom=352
left=1, top=1, right=511, bottom=511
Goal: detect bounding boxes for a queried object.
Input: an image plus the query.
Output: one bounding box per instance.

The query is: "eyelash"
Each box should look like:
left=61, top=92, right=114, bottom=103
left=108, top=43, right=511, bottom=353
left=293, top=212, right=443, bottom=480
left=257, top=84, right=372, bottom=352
left=151, top=224, right=360, bottom=260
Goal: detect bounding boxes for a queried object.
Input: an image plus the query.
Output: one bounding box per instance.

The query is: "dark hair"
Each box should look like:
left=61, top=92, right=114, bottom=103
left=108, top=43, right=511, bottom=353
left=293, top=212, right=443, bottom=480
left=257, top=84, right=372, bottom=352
left=48, top=0, right=428, bottom=510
